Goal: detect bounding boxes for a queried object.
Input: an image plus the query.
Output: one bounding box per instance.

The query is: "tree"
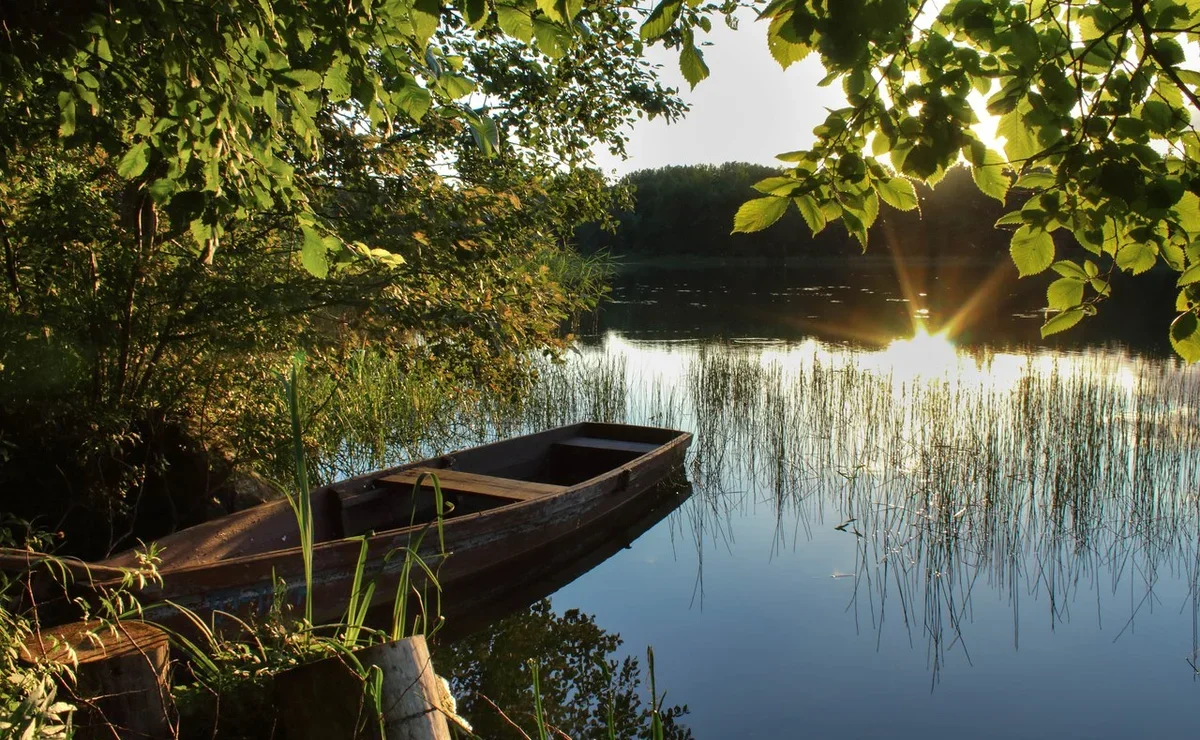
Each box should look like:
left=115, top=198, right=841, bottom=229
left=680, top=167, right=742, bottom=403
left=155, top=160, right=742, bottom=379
left=642, top=0, right=1200, bottom=360
left=0, top=0, right=689, bottom=266
left=0, top=0, right=690, bottom=552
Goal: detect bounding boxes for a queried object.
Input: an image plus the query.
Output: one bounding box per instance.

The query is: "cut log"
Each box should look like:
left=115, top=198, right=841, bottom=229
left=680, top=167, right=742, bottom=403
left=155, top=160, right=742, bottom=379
left=21, top=620, right=173, bottom=740
left=275, top=634, right=452, bottom=740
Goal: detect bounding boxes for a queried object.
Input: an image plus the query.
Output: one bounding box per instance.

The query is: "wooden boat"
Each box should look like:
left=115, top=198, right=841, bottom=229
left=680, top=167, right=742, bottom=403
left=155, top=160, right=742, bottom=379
left=32, top=422, right=691, bottom=633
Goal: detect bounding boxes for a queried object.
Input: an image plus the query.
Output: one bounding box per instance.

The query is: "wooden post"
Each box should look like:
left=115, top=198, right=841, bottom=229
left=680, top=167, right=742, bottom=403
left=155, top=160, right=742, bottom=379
left=21, top=620, right=173, bottom=740
left=275, top=635, right=452, bottom=740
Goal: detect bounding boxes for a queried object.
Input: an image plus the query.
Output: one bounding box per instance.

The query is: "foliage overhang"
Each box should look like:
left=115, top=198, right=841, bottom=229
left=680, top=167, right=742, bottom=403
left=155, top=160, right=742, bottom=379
left=644, top=0, right=1200, bottom=359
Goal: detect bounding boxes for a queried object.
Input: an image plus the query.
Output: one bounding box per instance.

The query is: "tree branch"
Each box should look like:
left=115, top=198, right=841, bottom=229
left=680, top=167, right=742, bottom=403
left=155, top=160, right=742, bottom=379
left=1131, top=0, right=1200, bottom=112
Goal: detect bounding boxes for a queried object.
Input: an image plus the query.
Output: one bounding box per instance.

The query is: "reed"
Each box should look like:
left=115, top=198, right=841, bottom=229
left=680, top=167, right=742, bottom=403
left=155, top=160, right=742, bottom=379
left=282, top=357, right=316, bottom=624
left=276, top=334, right=1200, bottom=691
left=496, top=340, right=1200, bottom=680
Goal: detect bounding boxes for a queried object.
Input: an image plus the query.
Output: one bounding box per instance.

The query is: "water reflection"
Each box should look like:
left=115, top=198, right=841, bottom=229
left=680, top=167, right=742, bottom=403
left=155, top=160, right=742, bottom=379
left=435, top=600, right=694, bottom=739
left=338, top=305, right=1200, bottom=735
left=593, top=264, right=1180, bottom=353
left=517, top=333, right=1200, bottom=698
left=434, top=480, right=696, bottom=641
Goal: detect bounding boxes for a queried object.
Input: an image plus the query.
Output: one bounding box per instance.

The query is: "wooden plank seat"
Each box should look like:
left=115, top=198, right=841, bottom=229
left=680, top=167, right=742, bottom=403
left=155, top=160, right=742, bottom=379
left=554, top=437, right=659, bottom=454
left=377, top=468, right=567, bottom=503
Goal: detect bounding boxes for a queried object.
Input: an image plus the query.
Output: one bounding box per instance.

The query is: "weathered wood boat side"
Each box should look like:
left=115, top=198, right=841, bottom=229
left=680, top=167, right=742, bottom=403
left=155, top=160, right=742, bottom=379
left=87, top=422, right=691, bottom=632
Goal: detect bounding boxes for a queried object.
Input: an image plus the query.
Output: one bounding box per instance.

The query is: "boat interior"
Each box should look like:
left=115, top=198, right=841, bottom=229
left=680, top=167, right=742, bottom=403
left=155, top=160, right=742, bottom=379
left=336, top=425, right=670, bottom=538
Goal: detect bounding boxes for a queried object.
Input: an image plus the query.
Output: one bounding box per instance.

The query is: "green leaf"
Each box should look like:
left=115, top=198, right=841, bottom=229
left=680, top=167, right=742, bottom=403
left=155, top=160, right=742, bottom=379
left=496, top=5, right=534, bottom=42
left=1009, top=225, right=1054, bottom=276
left=465, top=0, right=487, bottom=27
left=283, top=69, right=323, bottom=91
left=775, top=150, right=810, bottom=163
left=1178, top=263, right=1200, bottom=286
left=1143, top=100, right=1174, bottom=134
left=96, top=36, right=112, bottom=63
left=323, top=62, right=352, bottom=103
left=793, top=195, right=826, bottom=234
left=971, top=149, right=1010, bottom=203
left=1173, top=192, right=1200, bottom=235
left=861, top=191, right=879, bottom=229
left=411, top=0, right=441, bottom=47
left=679, top=41, right=710, bottom=90
left=189, top=218, right=213, bottom=249
left=732, top=197, right=790, bottom=233
left=1179, top=286, right=1200, bottom=312
left=395, top=79, right=432, bottom=121
left=767, top=14, right=811, bottom=69
left=998, top=108, right=1039, bottom=161
left=468, top=113, right=499, bottom=156
left=995, top=211, right=1025, bottom=227
left=1041, top=308, right=1085, bottom=338
left=117, top=142, right=150, bottom=179
left=1115, top=242, right=1157, bottom=274
left=536, top=0, right=563, bottom=22
left=640, top=0, right=682, bottom=41
left=1050, top=260, right=1088, bottom=279
left=437, top=73, right=475, bottom=99
left=1073, top=224, right=1104, bottom=255
left=876, top=177, right=918, bottom=211
left=1010, top=23, right=1040, bottom=63
left=58, top=92, right=76, bottom=137
left=842, top=209, right=868, bottom=249
left=1047, top=277, right=1084, bottom=310
left=532, top=18, right=569, bottom=58
left=752, top=177, right=801, bottom=196
left=1170, top=312, right=1200, bottom=362
left=301, top=226, right=329, bottom=278
left=148, top=178, right=174, bottom=202
left=1154, top=38, right=1186, bottom=67
left=1014, top=170, right=1056, bottom=189
left=1162, top=240, right=1186, bottom=271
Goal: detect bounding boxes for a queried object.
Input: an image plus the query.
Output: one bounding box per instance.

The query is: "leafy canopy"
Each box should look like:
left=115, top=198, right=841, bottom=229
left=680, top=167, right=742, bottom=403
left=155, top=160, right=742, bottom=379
left=0, top=0, right=697, bottom=268
left=0, top=0, right=694, bottom=542
left=643, top=0, right=1200, bottom=360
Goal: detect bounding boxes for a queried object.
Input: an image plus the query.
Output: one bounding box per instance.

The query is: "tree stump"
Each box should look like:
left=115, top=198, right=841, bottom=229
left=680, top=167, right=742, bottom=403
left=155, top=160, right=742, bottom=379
left=21, top=620, right=173, bottom=740
left=275, top=635, right=452, bottom=740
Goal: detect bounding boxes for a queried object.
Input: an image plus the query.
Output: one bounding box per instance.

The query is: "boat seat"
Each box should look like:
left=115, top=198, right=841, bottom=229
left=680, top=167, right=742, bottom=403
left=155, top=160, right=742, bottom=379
left=554, top=437, right=659, bottom=454
left=377, top=468, right=566, bottom=503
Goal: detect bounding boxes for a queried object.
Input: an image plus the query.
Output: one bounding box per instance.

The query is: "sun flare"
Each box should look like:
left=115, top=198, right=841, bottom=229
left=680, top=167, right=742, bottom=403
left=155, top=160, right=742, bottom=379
left=877, top=327, right=960, bottom=379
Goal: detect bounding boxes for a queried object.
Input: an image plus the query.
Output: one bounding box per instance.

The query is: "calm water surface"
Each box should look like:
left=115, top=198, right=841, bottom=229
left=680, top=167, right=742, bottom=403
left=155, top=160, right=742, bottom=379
left=442, top=266, right=1200, bottom=738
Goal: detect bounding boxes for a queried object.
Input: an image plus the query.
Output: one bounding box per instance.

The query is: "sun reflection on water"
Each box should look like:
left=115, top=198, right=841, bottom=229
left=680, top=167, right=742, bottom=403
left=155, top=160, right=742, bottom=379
left=873, top=326, right=960, bottom=380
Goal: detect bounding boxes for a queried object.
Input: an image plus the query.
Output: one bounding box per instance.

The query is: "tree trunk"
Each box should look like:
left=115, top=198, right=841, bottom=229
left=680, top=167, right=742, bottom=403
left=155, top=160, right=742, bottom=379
left=21, top=619, right=174, bottom=740
left=275, top=635, right=451, bottom=740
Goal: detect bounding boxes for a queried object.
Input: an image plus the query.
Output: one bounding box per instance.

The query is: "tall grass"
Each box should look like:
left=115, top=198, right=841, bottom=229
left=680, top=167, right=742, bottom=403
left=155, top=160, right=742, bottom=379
left=501, top=339, right=1200, bottom=678
left=286, top=334, right=1200, bottom=683
left=282, top=357, right=315, bottom=624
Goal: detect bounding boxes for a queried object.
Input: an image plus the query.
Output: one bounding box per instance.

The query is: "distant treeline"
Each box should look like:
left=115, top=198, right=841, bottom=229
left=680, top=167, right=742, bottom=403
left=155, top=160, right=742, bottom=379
left=576, top=162, right=1017, bottom=263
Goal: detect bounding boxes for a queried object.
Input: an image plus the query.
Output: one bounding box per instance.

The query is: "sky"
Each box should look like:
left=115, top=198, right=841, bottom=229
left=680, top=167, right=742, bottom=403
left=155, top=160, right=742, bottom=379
left=592, top=14, right=848, bottom=178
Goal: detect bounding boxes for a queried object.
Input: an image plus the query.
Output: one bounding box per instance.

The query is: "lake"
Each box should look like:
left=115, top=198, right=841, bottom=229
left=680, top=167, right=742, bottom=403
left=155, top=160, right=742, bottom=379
left=435, top=264, right=1200, bottom=738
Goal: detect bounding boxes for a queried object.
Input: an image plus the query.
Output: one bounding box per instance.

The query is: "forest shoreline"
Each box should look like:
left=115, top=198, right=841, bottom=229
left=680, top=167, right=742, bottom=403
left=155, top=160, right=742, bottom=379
left=609, top=253, right=1012, bottom=271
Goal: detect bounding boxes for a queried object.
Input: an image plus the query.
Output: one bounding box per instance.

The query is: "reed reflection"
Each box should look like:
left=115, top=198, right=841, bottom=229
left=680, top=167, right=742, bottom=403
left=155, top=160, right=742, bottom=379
left=529, top=334, right=1200, bottom=682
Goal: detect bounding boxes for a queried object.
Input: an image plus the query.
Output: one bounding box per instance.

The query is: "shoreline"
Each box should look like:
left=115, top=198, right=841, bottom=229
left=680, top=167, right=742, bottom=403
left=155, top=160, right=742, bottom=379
left=604, top=253, right=1011, bottom=271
